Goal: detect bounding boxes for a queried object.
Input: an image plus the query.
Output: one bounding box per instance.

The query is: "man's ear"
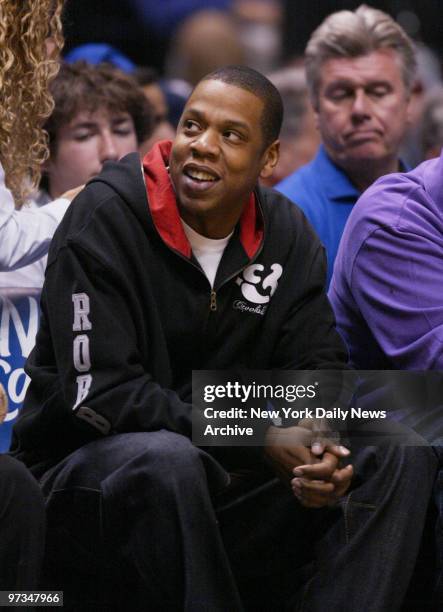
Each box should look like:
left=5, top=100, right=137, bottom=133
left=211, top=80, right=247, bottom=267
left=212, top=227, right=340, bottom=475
left=259, top=140, right=280, bottom=179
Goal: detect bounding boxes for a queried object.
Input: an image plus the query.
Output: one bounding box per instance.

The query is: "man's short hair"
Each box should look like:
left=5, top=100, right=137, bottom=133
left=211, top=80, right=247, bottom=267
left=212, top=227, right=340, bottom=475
left=199, top=65, right=283, bottom=149
left=45, top=61, right=153, bottom=150
left=305, top=4, right=416, bottom=103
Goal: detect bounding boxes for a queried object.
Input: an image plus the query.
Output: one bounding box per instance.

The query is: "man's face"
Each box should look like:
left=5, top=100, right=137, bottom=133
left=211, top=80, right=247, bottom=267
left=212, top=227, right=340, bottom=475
left=47, top=109, right=138, bottom=198
left=169, top=79, right=278, bottom=238
left=314, top=49, right=411, bottom=172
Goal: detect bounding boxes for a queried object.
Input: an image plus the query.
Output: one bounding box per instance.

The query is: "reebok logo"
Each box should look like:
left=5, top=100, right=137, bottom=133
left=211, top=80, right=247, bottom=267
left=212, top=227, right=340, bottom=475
left=234, top=263, right=283, bottom=314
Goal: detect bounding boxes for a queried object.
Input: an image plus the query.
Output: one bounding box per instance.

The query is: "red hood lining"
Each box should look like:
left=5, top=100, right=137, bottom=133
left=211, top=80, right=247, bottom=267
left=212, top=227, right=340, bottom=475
left=142, top=140, right=263, bottom=260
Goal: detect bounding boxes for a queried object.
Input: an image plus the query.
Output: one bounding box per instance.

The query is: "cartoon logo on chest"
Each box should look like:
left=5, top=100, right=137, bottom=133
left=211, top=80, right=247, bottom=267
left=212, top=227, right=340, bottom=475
left=234, top=263, right=283, bottom=314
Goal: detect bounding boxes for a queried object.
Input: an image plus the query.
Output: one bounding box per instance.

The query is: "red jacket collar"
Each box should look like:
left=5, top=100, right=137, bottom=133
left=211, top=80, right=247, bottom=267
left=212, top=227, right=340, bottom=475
left=142, top=140, right=263, bottom=260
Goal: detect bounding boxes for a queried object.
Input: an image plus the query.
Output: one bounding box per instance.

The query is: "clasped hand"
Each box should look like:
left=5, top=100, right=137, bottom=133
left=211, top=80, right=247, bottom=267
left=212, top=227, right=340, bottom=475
left=264, top=418, right=353, bottom=508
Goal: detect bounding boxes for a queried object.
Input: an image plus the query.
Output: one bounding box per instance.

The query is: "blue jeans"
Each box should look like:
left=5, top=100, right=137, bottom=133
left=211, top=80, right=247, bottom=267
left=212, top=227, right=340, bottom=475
left=39, top=427, right=436, bottom=611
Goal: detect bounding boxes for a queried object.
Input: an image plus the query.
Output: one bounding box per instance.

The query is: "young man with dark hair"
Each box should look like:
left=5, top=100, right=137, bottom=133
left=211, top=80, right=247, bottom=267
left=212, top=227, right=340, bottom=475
left=11, top=66, right=436, bottom=610
left=0, top=62, right=153, bottom=289
left=42, top=61, right=153, bottom=200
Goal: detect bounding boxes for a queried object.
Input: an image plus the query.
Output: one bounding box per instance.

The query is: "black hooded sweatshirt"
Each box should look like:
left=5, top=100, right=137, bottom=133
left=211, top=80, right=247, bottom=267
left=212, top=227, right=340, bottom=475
left=11, top=141, right=347, bottom=475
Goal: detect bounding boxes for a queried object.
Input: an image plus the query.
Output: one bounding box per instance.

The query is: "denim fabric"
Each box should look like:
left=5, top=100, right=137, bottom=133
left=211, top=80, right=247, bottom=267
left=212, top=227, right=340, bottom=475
left=389, top=406, right=443, bottom=605
left=39, top=428, right=436, bottom=612
left=295, top=436, right=436, bottom=612
left=40, top=431, right=238, bottom=612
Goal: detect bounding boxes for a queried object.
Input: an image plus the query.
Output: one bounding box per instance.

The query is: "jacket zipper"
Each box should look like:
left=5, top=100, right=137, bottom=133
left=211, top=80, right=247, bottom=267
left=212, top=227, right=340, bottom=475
left=207, top=235, right=266, bottom=312
left=163, top=193, right=266, bottom=314
left=210, top=289, right=217, bottom=311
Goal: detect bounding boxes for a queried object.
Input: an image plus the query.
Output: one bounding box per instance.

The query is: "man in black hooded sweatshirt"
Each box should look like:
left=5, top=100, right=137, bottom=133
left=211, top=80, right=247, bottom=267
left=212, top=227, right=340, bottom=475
left=11, top=66, right=436, bottom=611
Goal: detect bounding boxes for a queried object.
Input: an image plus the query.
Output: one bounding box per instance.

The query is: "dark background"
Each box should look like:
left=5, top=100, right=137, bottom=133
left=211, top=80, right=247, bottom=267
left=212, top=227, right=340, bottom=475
left=61, top=1, right=443, bottom=72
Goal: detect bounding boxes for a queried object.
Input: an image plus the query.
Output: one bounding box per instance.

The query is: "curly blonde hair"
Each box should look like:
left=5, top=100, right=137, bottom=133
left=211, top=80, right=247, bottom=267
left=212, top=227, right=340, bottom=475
left=0, top=0, right=64, bottom=207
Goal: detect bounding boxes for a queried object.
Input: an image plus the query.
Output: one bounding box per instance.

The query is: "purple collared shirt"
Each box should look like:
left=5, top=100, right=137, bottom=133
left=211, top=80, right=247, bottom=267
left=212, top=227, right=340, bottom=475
left=329, top=149, right=443, bottom=370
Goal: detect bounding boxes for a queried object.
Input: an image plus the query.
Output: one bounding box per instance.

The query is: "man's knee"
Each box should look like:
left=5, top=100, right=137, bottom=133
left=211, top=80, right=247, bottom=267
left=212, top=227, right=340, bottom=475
left=102, top=431, right=229, bottom=510
left=124, top=431, right=208, bottom=494
left=43, top=431, right=200, bottom=489
left=146, top=430, right=200, bottom=467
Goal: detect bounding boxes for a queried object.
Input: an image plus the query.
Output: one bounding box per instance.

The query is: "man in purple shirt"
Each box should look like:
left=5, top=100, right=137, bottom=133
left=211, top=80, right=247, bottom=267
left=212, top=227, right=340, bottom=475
left=330, top=149, right=443, bottom=604
left=330, top=150, right=443, bottom=371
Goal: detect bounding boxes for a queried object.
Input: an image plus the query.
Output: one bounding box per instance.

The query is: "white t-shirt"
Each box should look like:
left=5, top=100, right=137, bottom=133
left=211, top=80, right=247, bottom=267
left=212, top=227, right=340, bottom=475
left=0, top=164, right=69, bottom=272
left=181, top=219, right=233, bottom=288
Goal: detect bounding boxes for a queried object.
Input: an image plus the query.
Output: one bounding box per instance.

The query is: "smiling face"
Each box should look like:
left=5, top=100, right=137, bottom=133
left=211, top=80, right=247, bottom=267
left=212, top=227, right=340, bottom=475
left=314, top=49, right=411, bottom=176
left=47, top=109, right=138, bottom=198
left=169, top=79, right=279, bottom=238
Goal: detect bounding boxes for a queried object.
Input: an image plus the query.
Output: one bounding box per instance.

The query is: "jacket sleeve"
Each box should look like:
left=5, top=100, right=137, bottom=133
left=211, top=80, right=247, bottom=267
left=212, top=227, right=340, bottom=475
left=0, top=169, right=69, bottom=270
left=33, top=242, right=197, bottom=439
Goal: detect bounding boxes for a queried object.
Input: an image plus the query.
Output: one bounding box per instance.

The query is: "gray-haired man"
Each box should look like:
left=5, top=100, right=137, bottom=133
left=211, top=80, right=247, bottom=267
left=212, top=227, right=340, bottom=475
left=277, top=4, right=415, bottom=285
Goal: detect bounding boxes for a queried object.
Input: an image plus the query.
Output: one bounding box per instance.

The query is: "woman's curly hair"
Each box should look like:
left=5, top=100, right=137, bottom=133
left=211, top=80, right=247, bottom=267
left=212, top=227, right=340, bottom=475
left=0, top=0, right=64, bottom=207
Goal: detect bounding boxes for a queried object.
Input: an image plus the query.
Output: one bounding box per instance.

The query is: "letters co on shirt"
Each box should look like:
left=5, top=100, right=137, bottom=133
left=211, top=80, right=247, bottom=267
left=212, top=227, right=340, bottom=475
left=72, top=293, right=93, bottom=409
left=0, top=290, right=40, bottom=451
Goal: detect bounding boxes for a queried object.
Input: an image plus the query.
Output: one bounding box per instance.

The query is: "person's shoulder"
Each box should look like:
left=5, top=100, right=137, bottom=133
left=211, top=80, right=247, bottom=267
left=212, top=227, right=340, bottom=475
left=275, top=157, right=318, bottom=198
left=362, top=164, right=426, bottom=203
left=58, top=153, right=145, bottom=234
left=257, top=184, right=322, bottom=248
left=48, top=153, right=147, bottom=260
left=259, top=184, right=307, bottom=220
left=275, top=152, right=326, bottom=217
left=335, top=156, right=443, bottom=285
left=369, top=154, right=443, bottom=209
left=354, top=155, right=443, bottom=231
